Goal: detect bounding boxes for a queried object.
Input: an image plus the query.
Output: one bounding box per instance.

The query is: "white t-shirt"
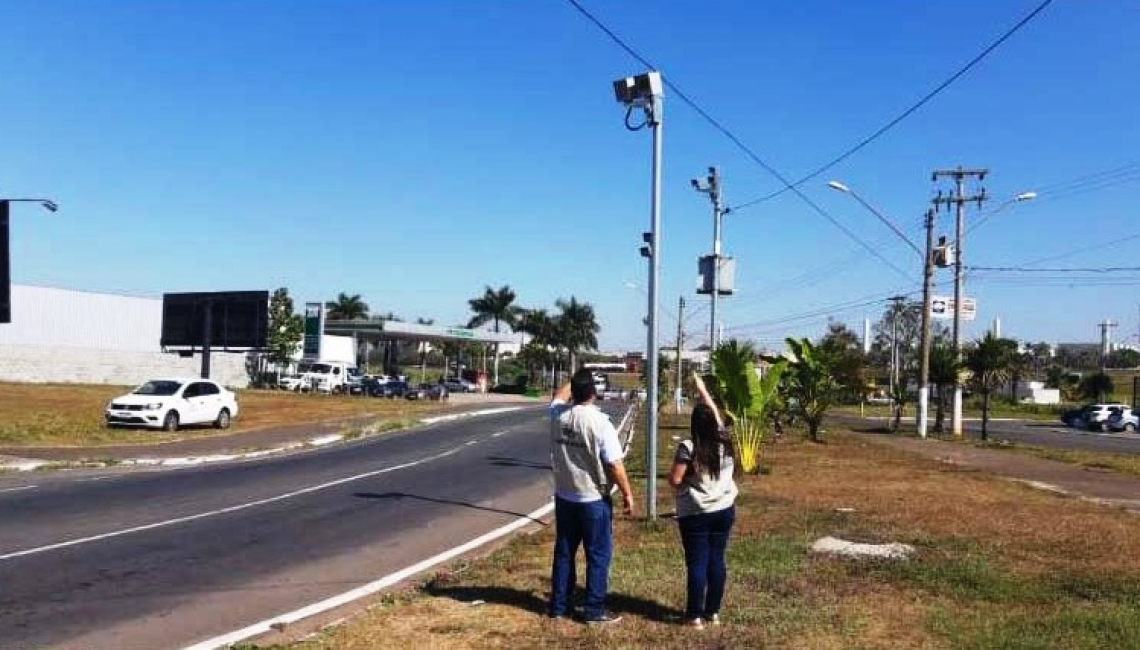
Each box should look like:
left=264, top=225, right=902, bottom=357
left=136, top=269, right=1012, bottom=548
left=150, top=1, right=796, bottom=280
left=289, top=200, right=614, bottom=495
left=549, top=399, right=624, bottom=503
left=673, top=439, right=738, bottom=518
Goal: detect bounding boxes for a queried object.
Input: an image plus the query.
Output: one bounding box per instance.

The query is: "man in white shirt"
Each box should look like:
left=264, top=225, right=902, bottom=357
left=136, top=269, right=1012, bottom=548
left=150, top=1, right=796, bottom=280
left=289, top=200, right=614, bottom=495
left=548, top=368, right=634, bottom=624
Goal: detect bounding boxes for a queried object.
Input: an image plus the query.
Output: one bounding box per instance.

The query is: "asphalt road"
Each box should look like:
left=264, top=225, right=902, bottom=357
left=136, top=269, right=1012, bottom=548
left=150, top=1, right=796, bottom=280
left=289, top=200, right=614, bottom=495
left=839, top=414, right=1140, bottom=454
left=0, top=402, right=629, bottom=650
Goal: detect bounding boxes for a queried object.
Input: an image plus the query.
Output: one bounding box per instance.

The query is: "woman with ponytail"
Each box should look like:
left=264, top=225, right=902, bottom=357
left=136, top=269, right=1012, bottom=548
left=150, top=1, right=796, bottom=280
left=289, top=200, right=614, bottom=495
left=668, top=372, right=739, bottom=630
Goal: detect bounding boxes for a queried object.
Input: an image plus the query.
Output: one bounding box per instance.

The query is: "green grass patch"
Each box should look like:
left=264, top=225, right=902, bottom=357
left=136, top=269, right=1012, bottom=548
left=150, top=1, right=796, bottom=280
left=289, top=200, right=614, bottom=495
left=930, top=604, right=1140, bottom=650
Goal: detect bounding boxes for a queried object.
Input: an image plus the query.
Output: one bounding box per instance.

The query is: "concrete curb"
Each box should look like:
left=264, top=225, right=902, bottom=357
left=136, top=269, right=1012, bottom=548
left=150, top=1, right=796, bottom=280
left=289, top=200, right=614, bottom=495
left=0, top=406, right=528, bottom=472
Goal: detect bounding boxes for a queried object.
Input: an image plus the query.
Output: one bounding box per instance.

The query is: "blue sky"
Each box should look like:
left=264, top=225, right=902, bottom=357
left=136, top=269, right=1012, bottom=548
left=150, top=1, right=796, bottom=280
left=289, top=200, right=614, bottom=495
left=3, top=1, right=1138, bottom=353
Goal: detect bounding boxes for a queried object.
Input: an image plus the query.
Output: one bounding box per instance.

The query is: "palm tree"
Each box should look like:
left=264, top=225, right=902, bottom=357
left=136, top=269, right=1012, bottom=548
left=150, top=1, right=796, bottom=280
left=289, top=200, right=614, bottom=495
left=963, top=332, right=1019, bottom=440
left=467, top=285, right=523, bottom=386
left=554, top=296, right=599, bottom=371
left=325, top=293, right=369, bottom=320
left=517, top=309, right=557, bottom=387
left=928, top=342, right=958, bottom=435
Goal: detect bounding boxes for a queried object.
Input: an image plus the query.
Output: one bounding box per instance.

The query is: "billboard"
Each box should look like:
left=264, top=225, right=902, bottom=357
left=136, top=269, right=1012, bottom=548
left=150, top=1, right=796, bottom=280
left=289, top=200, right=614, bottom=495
left=160, top=291, right=269, bottom=350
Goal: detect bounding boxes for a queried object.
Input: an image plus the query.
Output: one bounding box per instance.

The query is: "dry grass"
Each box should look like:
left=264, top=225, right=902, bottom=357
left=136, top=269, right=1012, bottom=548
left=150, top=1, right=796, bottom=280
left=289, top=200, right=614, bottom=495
left=0, top=382, right=444, bottom=447
left=272, top=413, right=1140, bottom=650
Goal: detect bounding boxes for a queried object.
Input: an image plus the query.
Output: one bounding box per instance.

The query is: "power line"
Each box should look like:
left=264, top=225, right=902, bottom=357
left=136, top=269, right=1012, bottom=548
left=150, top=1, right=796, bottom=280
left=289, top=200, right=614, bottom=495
left=969, top=266, right=1140, bottom=273
left=563, top=0, right=915, bottom=282
left=729, top=0, right=1056, bottom=212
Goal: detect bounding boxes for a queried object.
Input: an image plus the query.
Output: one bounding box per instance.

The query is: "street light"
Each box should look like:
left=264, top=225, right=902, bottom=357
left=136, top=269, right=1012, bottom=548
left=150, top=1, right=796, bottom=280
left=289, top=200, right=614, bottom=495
left=828, top=181, right=934, bottom=436
left=965, top=191, right=1037, bottom=235
left=828, top=181, right=923, bottom=259
left=614, top=70, right=664, bottom=520
left=1, top=198, right=59, bottom=324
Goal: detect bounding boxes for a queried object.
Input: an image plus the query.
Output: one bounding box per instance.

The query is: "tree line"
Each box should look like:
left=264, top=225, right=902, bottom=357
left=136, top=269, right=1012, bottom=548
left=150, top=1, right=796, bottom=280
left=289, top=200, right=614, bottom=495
left=262, top=285, right=601, bottom=388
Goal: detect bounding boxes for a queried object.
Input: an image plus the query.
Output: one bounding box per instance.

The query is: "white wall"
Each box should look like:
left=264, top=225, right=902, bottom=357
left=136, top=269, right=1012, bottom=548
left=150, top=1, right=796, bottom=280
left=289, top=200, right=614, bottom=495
left=0, top=344, right=252, bottom=387
left=1, top=285, right=162, bottom=351
left=0, top=285, right=252, bottom=387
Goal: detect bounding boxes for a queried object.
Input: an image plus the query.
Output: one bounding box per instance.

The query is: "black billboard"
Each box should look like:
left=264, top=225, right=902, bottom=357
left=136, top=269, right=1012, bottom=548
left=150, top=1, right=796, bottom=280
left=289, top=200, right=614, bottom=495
left=160, top=290, right=269, bottom=350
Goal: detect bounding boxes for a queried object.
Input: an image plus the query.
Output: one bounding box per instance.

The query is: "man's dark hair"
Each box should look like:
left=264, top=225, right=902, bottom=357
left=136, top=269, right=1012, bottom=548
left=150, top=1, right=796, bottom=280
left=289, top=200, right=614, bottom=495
left=570, top=368, right=597, bottom=403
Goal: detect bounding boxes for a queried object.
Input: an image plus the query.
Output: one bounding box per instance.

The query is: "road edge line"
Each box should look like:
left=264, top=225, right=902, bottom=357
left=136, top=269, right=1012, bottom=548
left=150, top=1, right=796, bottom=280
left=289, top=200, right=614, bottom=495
left=180, top=500, right=554, bottom=650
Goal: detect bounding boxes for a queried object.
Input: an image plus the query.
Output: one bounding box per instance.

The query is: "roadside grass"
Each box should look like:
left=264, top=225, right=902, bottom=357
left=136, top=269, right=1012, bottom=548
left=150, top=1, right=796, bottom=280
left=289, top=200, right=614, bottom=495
left=0, top=382, right=447, bottom=447
left=271, top=411, right=1140, bottom=650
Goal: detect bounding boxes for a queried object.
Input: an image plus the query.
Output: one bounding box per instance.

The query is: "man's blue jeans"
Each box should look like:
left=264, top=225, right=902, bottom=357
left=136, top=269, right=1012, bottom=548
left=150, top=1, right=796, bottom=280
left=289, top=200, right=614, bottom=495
left=549, top=496, right=613, bottom=618
left=678, top=505, right=736, bottom=620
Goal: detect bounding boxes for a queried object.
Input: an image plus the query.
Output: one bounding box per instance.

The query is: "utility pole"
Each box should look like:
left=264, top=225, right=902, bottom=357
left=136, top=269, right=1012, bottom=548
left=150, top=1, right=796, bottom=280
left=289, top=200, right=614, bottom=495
left=692, top=167, right=724, bottom=351
left=1099, top=319, right=1117, bottom=375
left=932, top=167, right=988, bottom=437
left=888, top=294, right=906, bottom=426
left=917, top=209, right=935, bottom=439
left=674, top=296, right=685, bottom=414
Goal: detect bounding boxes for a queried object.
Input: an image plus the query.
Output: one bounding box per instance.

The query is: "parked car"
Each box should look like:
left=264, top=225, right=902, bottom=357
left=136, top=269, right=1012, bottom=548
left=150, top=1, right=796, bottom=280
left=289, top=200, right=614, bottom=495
left=105, top=378, right=239, bottom=432
left=369, top=379, right=409, bottom=399
left=406, top=383, right=448, bottom=401
left=1061, top=403, right=1132, bottom=431
left=442, top=377, right=476, bottom=393
left=1106, top=407, right=1139, bottom=432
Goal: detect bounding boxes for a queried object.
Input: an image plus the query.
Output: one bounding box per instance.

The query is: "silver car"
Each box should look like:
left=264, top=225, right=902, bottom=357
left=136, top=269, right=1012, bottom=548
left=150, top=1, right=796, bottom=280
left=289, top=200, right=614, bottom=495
left=1106, top=407, right=1139, bottom=432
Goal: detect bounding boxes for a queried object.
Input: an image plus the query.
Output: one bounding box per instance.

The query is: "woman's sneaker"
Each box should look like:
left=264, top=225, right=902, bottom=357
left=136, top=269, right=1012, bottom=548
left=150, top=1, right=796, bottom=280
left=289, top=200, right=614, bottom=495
left=686, top=617, right=705, bottom=630
left=583, top=611, right=622, bottom=625
left=707, top=613, right=721, bottom=626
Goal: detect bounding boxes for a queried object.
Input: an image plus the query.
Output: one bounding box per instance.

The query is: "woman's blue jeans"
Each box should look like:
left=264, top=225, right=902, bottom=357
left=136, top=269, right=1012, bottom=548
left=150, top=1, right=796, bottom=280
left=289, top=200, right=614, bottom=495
left=549, top=496, right=613, bottom=619
left=678, top=505, right=735, bottom=620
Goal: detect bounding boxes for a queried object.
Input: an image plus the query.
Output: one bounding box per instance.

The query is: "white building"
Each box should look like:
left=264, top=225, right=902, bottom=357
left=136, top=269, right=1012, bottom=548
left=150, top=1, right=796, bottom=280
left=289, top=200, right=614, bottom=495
left=0, top=284, right=252, bottom=387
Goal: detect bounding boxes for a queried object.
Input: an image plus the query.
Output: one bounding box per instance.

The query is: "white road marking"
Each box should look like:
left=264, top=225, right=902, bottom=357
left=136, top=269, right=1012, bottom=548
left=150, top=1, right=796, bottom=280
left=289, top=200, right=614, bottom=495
left=0, top=485, right=37, bottom=494
left=180, top=500, right=554, bottom=650
left=420, top=406, right=523, bottom=425
left=0, top=446, right=466, bottom=562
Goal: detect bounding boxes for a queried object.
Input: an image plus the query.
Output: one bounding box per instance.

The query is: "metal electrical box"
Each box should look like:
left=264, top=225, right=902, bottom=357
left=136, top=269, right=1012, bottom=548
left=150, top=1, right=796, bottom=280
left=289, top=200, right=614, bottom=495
left=696, top=255, right=736, bottom=295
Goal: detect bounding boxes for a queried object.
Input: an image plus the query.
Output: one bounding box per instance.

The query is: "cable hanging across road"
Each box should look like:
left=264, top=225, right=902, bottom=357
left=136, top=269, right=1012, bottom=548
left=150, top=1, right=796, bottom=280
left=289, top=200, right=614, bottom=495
left=729, top=0, right=1056, bottom=211
left=563, top=0, right=915, bottom=282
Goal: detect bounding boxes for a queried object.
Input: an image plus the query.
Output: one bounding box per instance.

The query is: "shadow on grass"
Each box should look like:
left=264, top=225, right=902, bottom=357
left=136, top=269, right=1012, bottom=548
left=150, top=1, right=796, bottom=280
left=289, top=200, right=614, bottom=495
left=352, top=492, right=546, bottom=522
left=425, top=583, right=680, bottom=622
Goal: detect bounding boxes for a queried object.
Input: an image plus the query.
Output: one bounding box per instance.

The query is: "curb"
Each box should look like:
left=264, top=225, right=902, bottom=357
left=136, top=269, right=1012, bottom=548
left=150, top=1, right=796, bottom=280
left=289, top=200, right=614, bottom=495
left=0, top=406, right=528, bottom=473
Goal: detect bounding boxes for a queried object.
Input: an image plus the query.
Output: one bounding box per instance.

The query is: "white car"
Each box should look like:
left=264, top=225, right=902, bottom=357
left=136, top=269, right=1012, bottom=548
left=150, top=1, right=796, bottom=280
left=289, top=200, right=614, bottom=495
left=1106, top=407, right=1139, bottom=432
left=105, top=378, right=240, bottom=432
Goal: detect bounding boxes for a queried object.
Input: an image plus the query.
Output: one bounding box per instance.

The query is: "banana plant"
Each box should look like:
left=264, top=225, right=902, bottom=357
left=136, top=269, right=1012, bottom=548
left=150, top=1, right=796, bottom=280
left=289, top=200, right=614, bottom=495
left=709, top=339, right=787, bottom=473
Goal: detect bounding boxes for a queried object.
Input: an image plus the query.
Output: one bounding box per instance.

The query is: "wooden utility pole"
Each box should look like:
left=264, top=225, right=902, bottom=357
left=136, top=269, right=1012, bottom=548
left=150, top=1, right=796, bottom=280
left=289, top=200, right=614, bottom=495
left=674, top=296, right=685, bottom=414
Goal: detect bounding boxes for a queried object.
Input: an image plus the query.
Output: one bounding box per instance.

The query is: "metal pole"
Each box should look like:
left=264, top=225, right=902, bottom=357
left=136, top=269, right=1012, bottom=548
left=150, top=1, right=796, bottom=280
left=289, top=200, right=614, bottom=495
left=951, top=174, right=965, bottom=437
left=710, top=168, right=722, bottom=351
left=917, top=209, right=935, bottom=439
left=645, top=95, right=663, bottom=521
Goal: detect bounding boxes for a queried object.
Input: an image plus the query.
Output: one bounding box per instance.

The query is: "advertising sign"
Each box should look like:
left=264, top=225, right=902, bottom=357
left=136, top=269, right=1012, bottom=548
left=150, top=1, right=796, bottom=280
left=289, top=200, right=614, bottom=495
left=303, top=303, right=323, bottom=359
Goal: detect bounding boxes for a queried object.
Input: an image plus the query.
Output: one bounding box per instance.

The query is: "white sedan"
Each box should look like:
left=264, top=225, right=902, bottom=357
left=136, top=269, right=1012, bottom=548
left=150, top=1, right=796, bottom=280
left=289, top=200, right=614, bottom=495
left=105, top=378, right=240, bottom=432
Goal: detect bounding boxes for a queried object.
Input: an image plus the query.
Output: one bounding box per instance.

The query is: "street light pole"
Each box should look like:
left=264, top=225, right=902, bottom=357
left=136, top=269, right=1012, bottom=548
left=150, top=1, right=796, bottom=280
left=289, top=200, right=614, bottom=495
left=0, top=198, right=58, bottom=324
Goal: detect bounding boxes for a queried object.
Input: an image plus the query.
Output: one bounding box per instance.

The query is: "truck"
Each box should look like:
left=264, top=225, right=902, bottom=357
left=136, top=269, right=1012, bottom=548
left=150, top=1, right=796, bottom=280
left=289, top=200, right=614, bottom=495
left=278, top=335, right=361, bottom=393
